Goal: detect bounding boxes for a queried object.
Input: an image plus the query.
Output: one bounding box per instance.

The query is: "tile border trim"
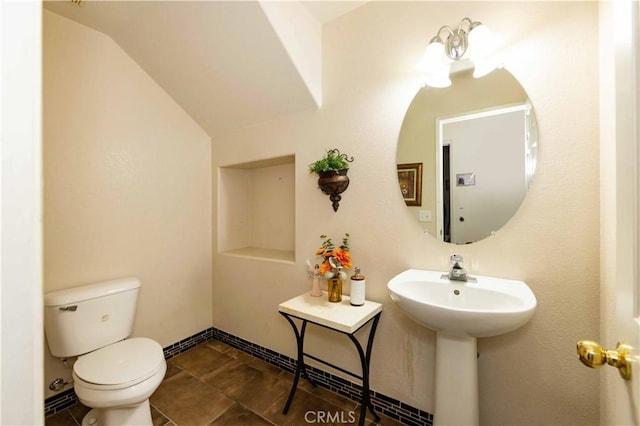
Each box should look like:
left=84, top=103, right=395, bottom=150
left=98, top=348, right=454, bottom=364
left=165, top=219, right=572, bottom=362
left=45, top=327, right=433, bottom=426
left=44, top=388, right=77, bottom=417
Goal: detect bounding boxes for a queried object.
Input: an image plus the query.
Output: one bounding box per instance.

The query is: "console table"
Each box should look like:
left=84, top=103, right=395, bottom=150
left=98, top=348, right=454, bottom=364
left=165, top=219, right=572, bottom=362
left=278, top=291, right=383, bottom=426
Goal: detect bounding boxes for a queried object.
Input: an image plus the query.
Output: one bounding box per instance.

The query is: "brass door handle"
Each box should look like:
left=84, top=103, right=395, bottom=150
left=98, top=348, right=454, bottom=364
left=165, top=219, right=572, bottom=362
left=576, top=340, right=632, bottom=380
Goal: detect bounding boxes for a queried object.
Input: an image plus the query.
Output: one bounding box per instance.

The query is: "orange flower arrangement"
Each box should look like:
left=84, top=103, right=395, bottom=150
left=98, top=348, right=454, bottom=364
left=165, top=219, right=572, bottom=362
left=316, top=233, right=352, bottom=279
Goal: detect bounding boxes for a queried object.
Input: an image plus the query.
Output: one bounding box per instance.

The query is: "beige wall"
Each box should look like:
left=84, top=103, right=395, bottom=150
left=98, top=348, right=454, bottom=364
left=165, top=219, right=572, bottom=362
left=43, top=11, right=212, bottom=399
left=212, top=2, right=600, bottom=425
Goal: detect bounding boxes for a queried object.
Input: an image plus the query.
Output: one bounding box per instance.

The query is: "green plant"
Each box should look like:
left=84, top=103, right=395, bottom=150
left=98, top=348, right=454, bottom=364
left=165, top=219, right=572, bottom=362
left=308, top=149, right=354, bottom=174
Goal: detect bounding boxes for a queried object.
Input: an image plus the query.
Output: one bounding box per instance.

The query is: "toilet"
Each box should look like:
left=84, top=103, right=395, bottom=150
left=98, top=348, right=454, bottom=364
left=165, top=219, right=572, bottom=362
left=44, top=278, right=167, bottom=426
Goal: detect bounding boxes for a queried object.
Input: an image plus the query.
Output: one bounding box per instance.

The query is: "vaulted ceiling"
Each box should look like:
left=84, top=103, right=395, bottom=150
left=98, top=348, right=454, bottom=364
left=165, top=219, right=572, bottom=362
left=43, top=1, right=367, bottom=138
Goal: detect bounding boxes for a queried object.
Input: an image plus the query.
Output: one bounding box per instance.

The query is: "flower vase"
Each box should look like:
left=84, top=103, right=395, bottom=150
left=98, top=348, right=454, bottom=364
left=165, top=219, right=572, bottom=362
left=310, top=277, right=322, bottom=297
left=328, top=275, right=342, bottom=303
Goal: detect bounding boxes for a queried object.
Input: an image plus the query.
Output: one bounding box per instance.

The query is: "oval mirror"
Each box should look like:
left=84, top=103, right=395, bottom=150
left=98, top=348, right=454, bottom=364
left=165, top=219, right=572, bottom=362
left=397, top=67, right=538, bottom=244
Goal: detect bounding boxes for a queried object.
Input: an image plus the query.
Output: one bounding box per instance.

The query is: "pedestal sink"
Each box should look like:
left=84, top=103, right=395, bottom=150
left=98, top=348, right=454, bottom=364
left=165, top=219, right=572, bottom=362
left=387, top=269, right=536, bottom=426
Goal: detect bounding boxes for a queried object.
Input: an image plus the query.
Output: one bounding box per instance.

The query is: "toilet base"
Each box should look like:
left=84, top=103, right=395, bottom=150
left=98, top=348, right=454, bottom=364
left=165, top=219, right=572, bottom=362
left=81, top=399, right=152, bottom=426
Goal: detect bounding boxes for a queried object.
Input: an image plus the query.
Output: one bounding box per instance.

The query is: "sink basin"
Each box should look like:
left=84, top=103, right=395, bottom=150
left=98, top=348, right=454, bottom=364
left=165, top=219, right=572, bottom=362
left=387, top=269, right=536, bottom=338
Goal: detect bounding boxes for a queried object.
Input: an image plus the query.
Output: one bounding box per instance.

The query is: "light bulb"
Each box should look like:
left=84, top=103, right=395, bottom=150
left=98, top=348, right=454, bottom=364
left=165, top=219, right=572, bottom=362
left=417, top=40, right=446, bottom=72
left=468, top=24, right=500, bottom=78
left=423, top=63, right=452, bottom=88
left=417, top=40, right=451, bottom=88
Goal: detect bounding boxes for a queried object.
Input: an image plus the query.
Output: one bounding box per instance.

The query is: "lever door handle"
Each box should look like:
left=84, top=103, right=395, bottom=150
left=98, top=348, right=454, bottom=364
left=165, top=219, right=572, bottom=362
left=576, top=340, right=632, bottom=380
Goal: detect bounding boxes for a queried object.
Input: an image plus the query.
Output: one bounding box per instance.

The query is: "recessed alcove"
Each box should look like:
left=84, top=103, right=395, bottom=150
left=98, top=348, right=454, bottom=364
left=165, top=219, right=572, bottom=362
left=218, top=155, right=295, bottom=263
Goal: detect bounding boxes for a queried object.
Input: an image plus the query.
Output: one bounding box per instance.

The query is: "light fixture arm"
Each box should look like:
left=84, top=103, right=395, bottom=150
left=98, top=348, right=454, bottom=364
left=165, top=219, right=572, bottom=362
left=434, top=25, right=454, bottom=39
left=418, top=17, right=499, bottom=88
left=429, top=18, right=485, bottom=61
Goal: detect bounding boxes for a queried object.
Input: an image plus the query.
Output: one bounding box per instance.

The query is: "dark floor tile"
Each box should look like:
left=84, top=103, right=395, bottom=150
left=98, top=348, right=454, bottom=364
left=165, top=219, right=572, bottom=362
left=204, top=339, right=233, bottom=353
left=203, top=363, right=290, bottom=414
left=205, top=341, right=254, bottom=363
left=247, top=356, right=284, bottom=377
left=163, top=362, right=184, bottom=381
left=68, top=403, right=91, bottom=424
left=209, top=403, right=273, bottom=426
left=151, top=404, right=171, bottom=426
left=262, top=388, right=356, bottom=426
left=277, top=368, right=357, bottom=410
left=364, top=411, right=406, bottom=426
left=45, top=410, right=78, bottom=426
left=170, top=345, right=235, bottom=379
left=309, top=386, right=358, bottom=413
left=150, top=371, right=235, bottom=425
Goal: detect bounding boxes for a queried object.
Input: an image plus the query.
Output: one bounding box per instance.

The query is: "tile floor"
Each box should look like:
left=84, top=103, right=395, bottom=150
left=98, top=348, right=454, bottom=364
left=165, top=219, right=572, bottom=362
left=45, top=340, right=404, bottom=426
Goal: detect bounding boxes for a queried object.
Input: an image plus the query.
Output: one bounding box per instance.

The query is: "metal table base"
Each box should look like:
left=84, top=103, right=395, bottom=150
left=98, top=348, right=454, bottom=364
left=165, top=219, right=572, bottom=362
left=279, top=310, right=382, bottom=426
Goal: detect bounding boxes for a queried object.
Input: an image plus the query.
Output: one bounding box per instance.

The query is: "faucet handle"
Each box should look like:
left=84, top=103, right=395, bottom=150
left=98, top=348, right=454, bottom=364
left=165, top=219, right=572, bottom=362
left=450, top=254, right=463, bottom=265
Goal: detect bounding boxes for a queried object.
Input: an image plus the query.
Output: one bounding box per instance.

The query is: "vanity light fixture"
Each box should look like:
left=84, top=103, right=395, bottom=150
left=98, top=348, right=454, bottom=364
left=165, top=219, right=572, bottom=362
left=417, top=17, right=500, bottom=88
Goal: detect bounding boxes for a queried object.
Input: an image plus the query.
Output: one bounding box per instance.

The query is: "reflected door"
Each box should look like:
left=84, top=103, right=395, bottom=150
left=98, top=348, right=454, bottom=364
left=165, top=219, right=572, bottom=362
left=441, top=106, right=527, bottom=244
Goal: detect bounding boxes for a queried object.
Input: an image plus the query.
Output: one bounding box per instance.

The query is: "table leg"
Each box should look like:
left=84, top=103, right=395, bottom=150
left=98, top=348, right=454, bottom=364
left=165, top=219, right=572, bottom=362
left=280, top=313, right=314, bottom=414
left=364, top=314, right=381, bottom=420
left=347, top=314, right=381, bottom=425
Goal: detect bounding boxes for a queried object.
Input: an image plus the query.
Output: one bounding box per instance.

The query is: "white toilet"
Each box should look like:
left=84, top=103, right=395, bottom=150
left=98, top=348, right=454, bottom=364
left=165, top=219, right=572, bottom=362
left=44, top=278, right=167, bottom=426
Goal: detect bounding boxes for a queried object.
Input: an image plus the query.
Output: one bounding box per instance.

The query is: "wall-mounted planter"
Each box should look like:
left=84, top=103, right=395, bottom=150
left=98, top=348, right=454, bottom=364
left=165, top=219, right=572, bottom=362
left=317, top=169, right=350, bottom=212
left=309, top=149, right=354, bottom=212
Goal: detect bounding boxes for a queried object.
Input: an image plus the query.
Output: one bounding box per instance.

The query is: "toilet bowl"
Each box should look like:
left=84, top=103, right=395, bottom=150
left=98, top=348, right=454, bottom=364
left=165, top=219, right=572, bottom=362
left=72, top=338, right=167, bottom=425
left=44, top=278, right=167, bottom=426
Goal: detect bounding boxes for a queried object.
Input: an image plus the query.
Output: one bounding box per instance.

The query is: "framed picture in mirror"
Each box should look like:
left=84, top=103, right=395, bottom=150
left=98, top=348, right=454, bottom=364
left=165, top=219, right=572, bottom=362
left=397, top=163, right=423, bottom=206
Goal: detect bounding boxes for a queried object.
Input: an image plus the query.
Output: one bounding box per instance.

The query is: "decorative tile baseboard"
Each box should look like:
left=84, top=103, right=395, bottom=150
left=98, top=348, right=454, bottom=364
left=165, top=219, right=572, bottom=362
left=45, top=327, right=433, bottom=426
left=163, top=327, right=215, bottom=359
left=44, top=388, right=77, bottom=417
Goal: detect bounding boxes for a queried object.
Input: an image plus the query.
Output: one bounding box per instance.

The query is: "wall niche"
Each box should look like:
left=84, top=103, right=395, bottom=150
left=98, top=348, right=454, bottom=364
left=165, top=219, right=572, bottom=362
left=218, top=155, right=295, bottom=263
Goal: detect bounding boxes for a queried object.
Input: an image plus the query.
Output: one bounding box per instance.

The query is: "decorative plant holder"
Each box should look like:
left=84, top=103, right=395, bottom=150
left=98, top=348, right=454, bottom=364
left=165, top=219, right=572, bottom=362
left=308, top=149, right=354, bottom=212
left=318, top=169, right=350, bottom=212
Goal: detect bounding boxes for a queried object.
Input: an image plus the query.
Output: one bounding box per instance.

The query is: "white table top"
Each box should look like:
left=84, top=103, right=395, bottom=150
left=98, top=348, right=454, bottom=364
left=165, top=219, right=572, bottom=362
left=278, top=291, right=382, bottom=334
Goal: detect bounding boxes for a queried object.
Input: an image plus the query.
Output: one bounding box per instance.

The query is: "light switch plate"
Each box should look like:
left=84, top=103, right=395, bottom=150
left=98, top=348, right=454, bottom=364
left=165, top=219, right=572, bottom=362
left=419, top=210, right=432, bottom=222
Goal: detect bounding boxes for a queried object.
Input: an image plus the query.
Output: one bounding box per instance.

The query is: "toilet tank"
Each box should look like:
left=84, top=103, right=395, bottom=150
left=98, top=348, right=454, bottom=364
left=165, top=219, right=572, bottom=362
left=44, top=278, right=141, bottom=358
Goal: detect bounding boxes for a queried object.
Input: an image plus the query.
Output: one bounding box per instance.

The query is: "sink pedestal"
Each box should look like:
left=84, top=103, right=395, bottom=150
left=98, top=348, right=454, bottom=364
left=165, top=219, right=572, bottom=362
left=434, top=333, right=479, bottom=426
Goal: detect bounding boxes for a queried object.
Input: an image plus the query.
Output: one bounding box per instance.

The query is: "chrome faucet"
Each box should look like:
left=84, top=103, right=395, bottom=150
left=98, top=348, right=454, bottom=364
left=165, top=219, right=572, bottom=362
left=445, top=254, right=477, bottom=282
left=448, top=254, right=467, bottom=281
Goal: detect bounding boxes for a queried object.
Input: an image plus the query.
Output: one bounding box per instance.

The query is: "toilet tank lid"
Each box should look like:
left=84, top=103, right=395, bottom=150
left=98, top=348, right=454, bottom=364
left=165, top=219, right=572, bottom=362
left=44, top=278, right=141, bottom=307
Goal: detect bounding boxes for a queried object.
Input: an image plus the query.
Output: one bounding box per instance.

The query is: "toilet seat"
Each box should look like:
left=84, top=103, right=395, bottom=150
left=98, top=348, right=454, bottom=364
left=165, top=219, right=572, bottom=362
left=74, top=337, right=165, bottom=390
